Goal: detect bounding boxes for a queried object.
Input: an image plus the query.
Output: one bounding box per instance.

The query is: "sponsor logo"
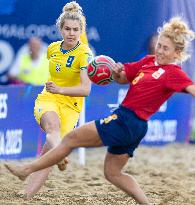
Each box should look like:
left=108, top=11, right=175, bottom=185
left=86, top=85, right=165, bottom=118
left=144, top=120, right=177, bottom=142
left=38, top=108, right=42, bottom=113
left=51, top=54, right=56, bottom=58
left=152, top=68, right=165, bottom=79
left=132, top=72, right=144, bottom=85
left=0, top=129, right=23, bottom=155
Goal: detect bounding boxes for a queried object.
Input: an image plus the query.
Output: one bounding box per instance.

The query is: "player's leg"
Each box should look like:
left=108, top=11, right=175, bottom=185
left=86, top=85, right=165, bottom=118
left=5, top=121, right=103, bottom=180
left=24, top=111, right=61, bottom=199
left=41, top=111, right=61, bottom=147
left=57, top=105, right=80, bottom=171
left=104, top=152, right=151, bottom=205
left=23, top=141, right=52, bottom=199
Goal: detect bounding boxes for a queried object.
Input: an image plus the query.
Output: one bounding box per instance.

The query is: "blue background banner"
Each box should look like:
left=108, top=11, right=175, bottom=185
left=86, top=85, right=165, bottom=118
left=0, top=84, right=192, bottom=159
left=0, top=85, right=44, bottom=159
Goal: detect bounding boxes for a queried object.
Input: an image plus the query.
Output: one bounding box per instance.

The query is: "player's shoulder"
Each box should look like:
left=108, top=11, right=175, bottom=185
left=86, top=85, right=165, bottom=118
left=135, top=55, right=155, bottom=67
left=78, top=42, right=92, bottom=54
left=48, top=41, right=62, bottom=50
left=165, top=64, right=182, bottom=74
left=141, top=55, right=155, bottom=63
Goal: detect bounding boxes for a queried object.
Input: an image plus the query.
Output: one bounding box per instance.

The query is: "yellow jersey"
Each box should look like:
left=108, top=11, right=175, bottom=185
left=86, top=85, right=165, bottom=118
left=40, top=41, right=92, bottom=112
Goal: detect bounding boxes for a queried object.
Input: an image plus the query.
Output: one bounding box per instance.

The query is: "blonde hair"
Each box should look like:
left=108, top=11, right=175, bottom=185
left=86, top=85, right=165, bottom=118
left=56, top=1, right=85, bottom=31
left=158, top=17, right=195, bottom=62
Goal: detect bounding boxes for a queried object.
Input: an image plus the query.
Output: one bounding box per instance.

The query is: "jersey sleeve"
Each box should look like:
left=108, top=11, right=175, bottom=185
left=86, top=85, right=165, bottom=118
left=47, top=41, right=59, bottom=60
left=47, top=43, right=52, bottom=60
left=79, top=51, right=93, bottom=71
left=165, top=67, right=193, bottom=92
left=124, top=56, right=148, bottom=82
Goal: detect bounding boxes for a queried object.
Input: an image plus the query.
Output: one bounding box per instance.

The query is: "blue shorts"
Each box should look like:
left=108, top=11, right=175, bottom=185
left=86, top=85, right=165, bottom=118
left=95, top=106, right=148, bottom=157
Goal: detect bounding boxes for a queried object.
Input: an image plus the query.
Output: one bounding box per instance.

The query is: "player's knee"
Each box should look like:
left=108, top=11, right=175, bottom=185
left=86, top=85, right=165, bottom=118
left=45, top=122, right=60, bottom=134
left=104, top=166, right=121, bottom=182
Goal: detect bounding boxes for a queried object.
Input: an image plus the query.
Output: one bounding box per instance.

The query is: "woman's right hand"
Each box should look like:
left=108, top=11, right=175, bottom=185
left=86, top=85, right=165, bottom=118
left=111, top=63, right=128, bottom=84
left=45, top=82, right=63, bottom=94
left=112, top=62, right=124, bottom=74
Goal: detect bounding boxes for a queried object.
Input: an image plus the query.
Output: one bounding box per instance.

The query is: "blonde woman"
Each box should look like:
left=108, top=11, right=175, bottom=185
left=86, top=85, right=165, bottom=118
left=21, top=1, right=92, bottom=199
left=5, top=17, right=195, bottom=204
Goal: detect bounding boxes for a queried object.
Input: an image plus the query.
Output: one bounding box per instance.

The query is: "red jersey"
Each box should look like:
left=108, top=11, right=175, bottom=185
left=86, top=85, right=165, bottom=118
left=122, top=55, right=193, bottom=120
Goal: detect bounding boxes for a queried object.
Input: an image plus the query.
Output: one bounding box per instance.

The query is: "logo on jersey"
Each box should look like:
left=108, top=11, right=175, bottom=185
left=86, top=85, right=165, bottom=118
left=56, top=64, right=61, bottom=72
left=51, top=54, right=56, bottom=58
left=132, top=72, right=144, bottom=85
left=38, top=108, right=42, bottom=113
left=152, top=68, right=165, bottom=79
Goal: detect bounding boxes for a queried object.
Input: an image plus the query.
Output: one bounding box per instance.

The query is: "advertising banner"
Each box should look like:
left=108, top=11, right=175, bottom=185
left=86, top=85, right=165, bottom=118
left=0, top=84, right=192, bottom=159
left=0, top=85, right=44, bottom=159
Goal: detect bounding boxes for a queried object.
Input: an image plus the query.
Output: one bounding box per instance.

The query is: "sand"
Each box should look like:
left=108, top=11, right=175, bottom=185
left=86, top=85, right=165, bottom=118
left=0, top=144, right=195, bottom=205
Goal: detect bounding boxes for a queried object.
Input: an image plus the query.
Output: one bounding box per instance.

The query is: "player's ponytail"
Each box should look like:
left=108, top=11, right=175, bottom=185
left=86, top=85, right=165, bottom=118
left=56, top=1, right=85, bottom=32
left=62, top=1, right=83, bottom=14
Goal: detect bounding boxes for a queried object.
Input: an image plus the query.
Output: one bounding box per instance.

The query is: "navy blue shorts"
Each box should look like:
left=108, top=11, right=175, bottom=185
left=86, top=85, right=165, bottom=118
left=95, top=106, right=148, bottom=157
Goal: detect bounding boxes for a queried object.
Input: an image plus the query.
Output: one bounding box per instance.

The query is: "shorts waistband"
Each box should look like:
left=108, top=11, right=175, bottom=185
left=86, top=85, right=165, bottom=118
left=119, top=105, right=146, bottom=122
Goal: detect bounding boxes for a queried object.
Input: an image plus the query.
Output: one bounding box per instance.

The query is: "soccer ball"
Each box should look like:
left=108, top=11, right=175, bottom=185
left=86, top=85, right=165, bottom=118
left=87, top=55, right=115, bottom=85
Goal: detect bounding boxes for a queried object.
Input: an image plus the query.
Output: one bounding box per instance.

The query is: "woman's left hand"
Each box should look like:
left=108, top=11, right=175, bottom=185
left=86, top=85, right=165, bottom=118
left=45, top=82, right=62, bottom=94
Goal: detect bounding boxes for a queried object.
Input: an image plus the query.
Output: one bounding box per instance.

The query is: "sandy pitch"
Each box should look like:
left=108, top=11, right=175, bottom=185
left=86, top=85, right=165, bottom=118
left=0, top=144, right=195, bottom=205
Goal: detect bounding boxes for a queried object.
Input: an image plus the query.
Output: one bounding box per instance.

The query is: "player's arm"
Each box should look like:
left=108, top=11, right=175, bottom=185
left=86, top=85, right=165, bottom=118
left=112, top=62, right=129, bottom=84
left=185, top=84, right=195, bottom=97
left=45, top=69, right=91, bottom=97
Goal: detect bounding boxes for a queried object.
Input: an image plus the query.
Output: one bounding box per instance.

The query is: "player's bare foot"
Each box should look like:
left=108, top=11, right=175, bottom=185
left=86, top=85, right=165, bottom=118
left=57, top=158, right=68, bottom=171
left=17, top=190, right=29, bottom=200
left=23, top=192, right=33, bottom=200
left=4, top=163, right=29, bottom=181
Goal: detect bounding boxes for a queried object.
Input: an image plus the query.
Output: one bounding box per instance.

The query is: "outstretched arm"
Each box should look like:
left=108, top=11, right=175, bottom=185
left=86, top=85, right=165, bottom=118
left=185, top=84, right=195, bottom=97
left=112, top=63, right=129, bottom=84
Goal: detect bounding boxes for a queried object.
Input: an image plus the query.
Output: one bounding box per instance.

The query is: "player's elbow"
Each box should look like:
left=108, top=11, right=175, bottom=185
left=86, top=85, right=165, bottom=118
left=114, top=78, right=129, bottom=84
left=82, top=85, right=91, bottom=96
left=191, top=92, right=195, bottom=98
left=83, top=90, right=90, bottom=97
left=185, top=85, right=195, bottom=97
left=113, top=72, right=128, bottom=84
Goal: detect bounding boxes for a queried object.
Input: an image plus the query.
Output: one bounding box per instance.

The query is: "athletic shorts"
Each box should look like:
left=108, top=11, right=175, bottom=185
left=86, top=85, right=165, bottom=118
left=95, top=106, right=148, bottom=157
left=34, top=94, right=80, bottom=138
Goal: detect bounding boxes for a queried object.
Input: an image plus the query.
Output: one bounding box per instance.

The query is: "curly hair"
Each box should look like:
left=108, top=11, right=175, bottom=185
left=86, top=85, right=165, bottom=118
left=158, top=17, right=195, bottom=62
